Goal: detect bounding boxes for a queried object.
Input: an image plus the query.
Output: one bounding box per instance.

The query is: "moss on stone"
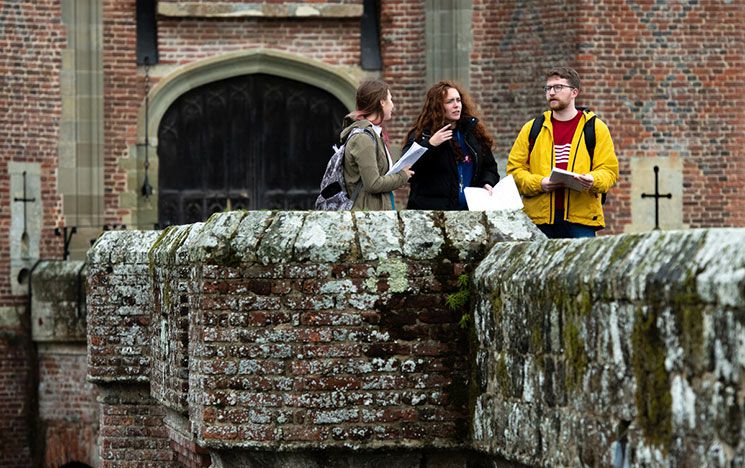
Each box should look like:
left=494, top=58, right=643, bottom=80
left=526, top=300, right=545, bottom=370
left=610, top=235, right=638, bottom=263
left=577, top=287, right=593, bottom=317
left=496, top=354, right=511, bottom=397
left=563, top=319, right=587, bottom=392
left=490, top=289, right=502, bottom=328
left=530, top=322, right=542, bottom=354
left=670, top=273, right=705, bottom=371
left=147, top=226, right=192, bottom=315
left=677, top=304, right=705, bottom=371
left=147, top=226, right=175, bottom=275
left=631, top=306, right=672, bottom=451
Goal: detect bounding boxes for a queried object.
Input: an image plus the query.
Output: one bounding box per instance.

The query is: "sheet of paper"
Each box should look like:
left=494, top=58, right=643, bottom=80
left=464, top=175, right=524, bottom=211
left=386, top=142, right=427, bottom=175
left=549, top=167, right=584, bottom=191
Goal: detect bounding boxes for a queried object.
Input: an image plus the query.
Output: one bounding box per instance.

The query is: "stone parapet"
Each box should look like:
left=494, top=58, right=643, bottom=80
left=144, top=209, right=541, bottom=450
left=31, top=260, right=87, bottom=342
left=472, top=228, right=745, bottom=466
left=87, top=230, right=161, bottom=383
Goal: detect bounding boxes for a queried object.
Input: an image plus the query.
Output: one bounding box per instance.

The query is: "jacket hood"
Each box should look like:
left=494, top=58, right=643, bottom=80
left=340, top=118, right=375, bottom=143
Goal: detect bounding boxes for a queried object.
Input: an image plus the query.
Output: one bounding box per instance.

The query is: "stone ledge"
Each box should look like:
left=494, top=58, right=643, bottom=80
left=158, top=2, right=364, bottom=19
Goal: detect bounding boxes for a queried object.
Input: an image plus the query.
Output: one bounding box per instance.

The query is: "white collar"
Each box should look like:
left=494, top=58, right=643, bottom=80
left=371, top=124, right=383, bottom=136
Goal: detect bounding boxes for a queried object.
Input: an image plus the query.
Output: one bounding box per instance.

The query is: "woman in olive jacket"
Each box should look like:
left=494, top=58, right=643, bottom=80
left=342, top=80, right=414, bottom=210
left=404, top=80, right=500, bottom=210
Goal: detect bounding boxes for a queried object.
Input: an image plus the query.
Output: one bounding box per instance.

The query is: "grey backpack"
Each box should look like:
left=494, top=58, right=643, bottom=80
left=315, top=128, right=377, bottom=210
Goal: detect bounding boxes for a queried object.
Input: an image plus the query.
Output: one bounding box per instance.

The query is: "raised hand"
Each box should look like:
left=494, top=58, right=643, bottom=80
left=428, top=124, right=452, bottom=147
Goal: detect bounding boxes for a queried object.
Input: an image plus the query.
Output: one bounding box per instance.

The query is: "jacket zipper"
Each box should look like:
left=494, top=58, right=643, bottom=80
left=566, top=121, right=586, bottom=221
left=547, top=122, right=556, bottom=224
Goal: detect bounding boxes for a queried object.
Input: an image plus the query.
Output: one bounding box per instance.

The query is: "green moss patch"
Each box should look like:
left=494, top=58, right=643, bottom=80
left=631, top=306, right=672, bottom=451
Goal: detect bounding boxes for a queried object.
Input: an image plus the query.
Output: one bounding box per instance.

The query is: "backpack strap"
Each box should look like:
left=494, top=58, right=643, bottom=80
left=584, top=115, right=596, bottom=167
left=527, top=114, right=545, bottom=156
left=347, top=128, right=378, bottom=203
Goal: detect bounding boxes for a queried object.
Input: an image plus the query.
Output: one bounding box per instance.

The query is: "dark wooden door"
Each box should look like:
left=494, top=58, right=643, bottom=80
left=157, top=73, right=348, bottom=226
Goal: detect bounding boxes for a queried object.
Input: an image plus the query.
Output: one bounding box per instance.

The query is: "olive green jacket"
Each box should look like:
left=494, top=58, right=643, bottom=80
left=341, top=119, right=408, bottom=210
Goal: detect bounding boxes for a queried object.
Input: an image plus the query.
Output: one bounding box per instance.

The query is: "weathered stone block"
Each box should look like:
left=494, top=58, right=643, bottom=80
left=472, top=229, right=745, bottom=466
left=31, top=261, right=87, bottom=342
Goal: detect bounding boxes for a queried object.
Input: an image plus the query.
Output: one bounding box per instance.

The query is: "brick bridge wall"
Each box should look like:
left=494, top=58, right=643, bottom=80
left=83, top=213, right=745, bottom=466
left=86, top=210, right=541, bottom=466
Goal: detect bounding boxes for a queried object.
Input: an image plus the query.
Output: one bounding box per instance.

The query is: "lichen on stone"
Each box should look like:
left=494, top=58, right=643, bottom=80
left=364, top=258, right=408, bottom=294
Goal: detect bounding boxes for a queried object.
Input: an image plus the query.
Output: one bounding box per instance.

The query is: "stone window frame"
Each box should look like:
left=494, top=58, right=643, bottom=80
left=129, top=49, right=359, bottom=228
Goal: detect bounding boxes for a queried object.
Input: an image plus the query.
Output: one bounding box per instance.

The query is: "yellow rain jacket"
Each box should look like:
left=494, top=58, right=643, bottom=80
left=507, top=110, right=619, bottom=228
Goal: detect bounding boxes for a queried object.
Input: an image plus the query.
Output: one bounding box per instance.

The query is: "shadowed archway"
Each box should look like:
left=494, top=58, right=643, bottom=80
left=132, top=49, right=358, bottom=228
left=156, top=73, right=348, bottom=226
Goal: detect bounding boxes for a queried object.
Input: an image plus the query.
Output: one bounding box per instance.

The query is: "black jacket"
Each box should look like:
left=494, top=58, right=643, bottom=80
left=405, top=116, right=500, bottom=210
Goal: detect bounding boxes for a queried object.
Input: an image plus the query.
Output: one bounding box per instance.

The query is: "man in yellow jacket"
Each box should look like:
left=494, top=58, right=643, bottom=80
left=507, top=66, right=619, bottom=238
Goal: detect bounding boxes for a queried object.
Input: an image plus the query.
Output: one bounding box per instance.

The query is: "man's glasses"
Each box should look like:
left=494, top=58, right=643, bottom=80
left=544, top=84, right=575, bottom=93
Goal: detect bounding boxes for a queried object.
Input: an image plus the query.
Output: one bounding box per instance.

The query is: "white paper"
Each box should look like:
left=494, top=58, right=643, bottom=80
left=464, top=175, right=524, bottom=211
left=549, top=167, right=584, bottom=191
left=386, top=142, right=427, bottom=175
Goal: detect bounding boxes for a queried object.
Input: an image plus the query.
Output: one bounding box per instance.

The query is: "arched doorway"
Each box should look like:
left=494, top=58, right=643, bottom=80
left=156, top=73, right=348, bottom=226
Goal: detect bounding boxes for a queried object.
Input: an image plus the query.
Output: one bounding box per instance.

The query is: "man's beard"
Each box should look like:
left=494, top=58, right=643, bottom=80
left=548, top=99, right=568, bottom=111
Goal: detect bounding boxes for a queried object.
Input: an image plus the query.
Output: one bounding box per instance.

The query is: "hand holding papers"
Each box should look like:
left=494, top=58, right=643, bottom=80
left=549, top=167, right=585, bottom=191
left=464, top=175, right=524, bottom=211
left=386, top=143, right=427, bottom=175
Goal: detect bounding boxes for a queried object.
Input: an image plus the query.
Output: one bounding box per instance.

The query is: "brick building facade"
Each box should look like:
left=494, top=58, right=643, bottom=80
left=1, top=0, right=744, bottom=466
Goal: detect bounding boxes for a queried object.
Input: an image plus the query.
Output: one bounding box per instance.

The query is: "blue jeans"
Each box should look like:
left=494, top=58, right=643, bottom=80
left=538, top=213, right=597, bottom=239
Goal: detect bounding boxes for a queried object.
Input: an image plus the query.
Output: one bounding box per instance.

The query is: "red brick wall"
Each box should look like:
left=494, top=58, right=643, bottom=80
left=102, top=0, right=140, bottom=226
left=167, top=416, right=211, bottom=468
left=380, top=0, right=426, bottom=143
left=189, top=259, right=468, bottom=447
left=38, top=345, right=99, bottom=467
left=471, top=1, right=579, bottom=152
left=0, top=1, right=65, bottom=298
left=3, top=0, right=745, bottom=293
left=573, top=0, right=745, bottom=230
left=478, top=0, right=745, bottom=233
left=87, top=230, right=208, bottom=466
left=0, top=4, right=65, bottom=461
left=0, top=327, right=35, bottom=468
left=98, top=384, right=175, bottom=467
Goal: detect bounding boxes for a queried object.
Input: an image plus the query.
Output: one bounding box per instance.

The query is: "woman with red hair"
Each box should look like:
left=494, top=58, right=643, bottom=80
left=404, top=80, right=499, bottom=210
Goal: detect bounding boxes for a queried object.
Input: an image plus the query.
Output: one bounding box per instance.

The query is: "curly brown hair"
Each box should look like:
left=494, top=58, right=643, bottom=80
left=405, top=80, right=494, bottom=149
